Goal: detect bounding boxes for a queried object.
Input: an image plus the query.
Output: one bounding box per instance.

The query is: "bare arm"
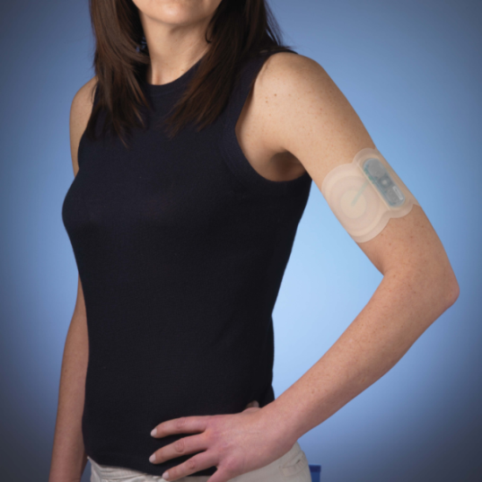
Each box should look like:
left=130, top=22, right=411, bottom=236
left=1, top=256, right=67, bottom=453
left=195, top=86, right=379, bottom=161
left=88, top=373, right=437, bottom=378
left=255, top=53, right=460, bottom=441
left=49, top=77, right=97, bottom=482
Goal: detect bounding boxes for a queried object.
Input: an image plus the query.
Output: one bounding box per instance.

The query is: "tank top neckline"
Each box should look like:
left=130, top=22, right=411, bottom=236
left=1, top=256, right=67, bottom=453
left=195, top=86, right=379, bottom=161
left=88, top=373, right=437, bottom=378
left=140, top=53, right=205, bottom=97
left=139, top=50, right=270, bottom=98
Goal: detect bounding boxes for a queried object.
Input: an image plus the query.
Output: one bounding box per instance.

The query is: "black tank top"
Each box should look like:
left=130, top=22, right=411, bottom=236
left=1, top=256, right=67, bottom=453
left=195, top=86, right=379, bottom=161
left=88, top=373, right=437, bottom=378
left=62, top=48, right=312, bottom=477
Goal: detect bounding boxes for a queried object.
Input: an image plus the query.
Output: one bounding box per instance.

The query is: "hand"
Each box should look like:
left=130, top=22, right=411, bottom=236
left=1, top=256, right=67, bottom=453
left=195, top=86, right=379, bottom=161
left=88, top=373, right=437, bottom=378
left=149, top=400, right=293, bottom=482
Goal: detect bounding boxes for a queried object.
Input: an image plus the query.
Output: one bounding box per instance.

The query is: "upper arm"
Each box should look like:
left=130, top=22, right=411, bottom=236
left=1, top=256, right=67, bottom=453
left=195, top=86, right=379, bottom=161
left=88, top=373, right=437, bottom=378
left=258, top=53, right=459, bottom=302
left=69, top=76, right=98, bottom=176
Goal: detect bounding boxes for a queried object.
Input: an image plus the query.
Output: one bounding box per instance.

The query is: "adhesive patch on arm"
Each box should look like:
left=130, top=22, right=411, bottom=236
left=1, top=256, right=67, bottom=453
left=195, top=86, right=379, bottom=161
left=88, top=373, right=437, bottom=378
left=321, top=148, right=420, bottom=243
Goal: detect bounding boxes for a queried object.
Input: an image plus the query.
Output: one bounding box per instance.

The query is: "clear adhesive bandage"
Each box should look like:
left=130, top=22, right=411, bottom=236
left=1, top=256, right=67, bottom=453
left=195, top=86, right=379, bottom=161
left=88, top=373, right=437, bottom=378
left=321, top=148, right=420, bottom=243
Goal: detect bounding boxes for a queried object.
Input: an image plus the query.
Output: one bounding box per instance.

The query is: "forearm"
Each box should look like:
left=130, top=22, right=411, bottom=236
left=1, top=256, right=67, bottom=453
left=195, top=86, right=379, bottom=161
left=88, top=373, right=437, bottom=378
left=262, top=268, right=458, bottom=443
left=49, top=312, right=89, bottom=482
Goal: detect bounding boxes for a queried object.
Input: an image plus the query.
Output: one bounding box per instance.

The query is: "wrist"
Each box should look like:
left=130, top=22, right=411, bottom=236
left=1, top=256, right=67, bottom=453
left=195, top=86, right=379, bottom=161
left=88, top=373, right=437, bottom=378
left=259, top=398, right=304, bottom=446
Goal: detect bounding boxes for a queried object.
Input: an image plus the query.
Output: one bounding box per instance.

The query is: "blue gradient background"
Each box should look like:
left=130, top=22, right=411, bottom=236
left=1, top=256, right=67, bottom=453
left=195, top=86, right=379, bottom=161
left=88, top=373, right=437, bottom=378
left=1, top=1, right=480, bottom=481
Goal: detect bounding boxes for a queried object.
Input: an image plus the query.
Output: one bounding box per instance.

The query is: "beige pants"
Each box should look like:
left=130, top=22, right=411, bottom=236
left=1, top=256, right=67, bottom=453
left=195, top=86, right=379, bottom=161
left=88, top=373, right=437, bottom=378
left=88, top=440, right=311, bottom=482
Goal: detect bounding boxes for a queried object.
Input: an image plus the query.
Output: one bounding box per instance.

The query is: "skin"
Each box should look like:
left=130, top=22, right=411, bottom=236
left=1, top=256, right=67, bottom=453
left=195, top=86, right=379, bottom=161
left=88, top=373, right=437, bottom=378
left=133, top=0, right=222, bottom=86
left=51, top=2, right=459, bottom=482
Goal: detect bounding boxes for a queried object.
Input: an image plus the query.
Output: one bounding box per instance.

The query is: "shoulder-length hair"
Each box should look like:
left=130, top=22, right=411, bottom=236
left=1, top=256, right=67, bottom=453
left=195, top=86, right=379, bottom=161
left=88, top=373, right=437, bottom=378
left=84, top=0, right=296, bottom=148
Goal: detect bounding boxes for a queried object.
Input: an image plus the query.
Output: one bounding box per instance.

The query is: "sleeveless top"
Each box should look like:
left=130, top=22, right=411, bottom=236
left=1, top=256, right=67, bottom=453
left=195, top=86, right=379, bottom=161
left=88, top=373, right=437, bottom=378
left=61, top=48, right=312, bottom=477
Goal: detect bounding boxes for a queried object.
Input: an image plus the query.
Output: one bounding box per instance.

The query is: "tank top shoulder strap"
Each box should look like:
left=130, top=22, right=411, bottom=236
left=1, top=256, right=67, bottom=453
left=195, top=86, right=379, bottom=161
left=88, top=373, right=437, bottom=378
left=90, top=79, right=100, bottom=109
left=219, top=48, right=312, bottom=198
left=88, top=80, right=112, bottom=140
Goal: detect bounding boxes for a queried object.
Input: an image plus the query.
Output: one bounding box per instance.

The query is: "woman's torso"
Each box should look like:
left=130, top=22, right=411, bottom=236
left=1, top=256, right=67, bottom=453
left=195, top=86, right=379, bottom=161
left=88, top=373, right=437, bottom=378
left=62, top=48, right=312, bottom=477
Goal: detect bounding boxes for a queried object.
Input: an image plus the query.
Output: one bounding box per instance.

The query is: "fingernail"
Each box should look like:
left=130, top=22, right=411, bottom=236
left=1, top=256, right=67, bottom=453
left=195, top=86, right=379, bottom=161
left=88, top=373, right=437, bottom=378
left=149, top=453, right=156, bottom=463
left=163, top=471, right=170, bottom=480
left=151, top=428, right=157, bottom=436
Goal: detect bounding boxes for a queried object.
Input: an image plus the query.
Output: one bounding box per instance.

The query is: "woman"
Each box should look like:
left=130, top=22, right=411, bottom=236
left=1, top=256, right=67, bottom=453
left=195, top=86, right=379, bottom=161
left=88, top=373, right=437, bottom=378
left=50, top=1, right=459, bottom=482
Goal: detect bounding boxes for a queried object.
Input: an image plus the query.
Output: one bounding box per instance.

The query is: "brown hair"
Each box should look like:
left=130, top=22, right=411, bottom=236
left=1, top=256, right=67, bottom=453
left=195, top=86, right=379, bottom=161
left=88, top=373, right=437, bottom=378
left=84, top=0, right=296, bottom=148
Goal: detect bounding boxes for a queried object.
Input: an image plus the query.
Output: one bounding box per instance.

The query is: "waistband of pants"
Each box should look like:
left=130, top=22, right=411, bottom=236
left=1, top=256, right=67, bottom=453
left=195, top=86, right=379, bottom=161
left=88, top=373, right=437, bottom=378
left=88, top=440, right=303, bottom=480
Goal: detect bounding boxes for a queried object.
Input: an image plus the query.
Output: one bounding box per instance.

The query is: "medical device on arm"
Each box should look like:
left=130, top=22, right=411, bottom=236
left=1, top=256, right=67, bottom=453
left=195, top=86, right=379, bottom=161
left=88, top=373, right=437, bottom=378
left=321, top=148, right=420, bottom=243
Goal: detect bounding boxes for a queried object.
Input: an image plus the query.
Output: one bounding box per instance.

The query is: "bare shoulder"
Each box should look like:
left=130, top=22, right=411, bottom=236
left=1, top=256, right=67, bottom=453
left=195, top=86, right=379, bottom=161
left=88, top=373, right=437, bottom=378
left=258, top=51, right=325, bottom=89
left=69, top=76, right=98, bottom=175
left=256, top=51, right=335, bottom=105
left=256, top=51, right=375, bottom=183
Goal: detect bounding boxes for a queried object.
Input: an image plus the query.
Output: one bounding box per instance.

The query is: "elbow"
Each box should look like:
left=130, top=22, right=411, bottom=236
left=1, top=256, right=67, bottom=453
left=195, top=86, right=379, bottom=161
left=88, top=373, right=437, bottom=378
left=431, top=263, right=460, bottom=311
left=395, top=265, right=460, bottom=313
left=443, top=271, right=460, bottom=309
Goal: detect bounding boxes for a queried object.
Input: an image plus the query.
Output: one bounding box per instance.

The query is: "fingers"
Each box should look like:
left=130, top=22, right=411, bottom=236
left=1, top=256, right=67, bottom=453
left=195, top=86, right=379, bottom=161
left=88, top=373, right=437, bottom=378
left=161, top=450, right=219, bottom=481
left=149, top=433, right=207, bottom=465
left=151, top=415, right=210, bottom=438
